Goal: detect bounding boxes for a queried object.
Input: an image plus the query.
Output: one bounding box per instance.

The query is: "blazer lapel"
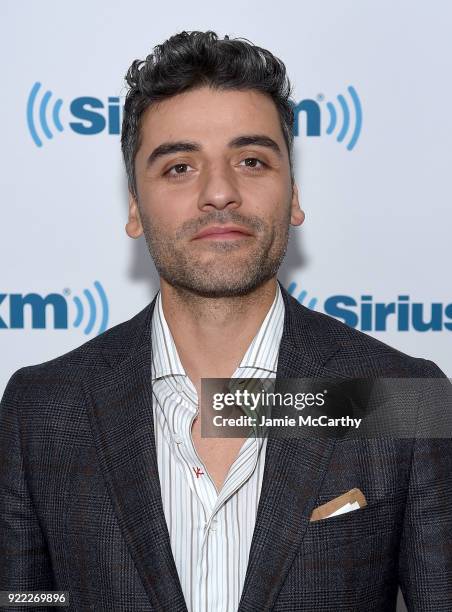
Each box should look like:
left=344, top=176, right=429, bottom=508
left=84, top=295, right=189, bottom=612
left=237, top=283, right=342, bottom=612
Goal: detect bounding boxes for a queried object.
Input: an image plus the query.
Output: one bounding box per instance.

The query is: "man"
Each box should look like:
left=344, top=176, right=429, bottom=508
left=1, top=30, right=451, bottom=612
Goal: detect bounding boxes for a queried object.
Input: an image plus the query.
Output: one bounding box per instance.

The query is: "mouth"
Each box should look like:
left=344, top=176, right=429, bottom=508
left=192, top=225, right=253, bottom=241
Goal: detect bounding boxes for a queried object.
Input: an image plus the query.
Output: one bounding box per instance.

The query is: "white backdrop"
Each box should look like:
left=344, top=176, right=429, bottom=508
left=2, top=3, right=451, bottom=610
left=1, top=0, right=451, bottom=389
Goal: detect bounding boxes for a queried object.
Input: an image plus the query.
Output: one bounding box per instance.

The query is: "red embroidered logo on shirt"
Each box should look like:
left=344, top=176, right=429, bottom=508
left=193, top=467, right=204, bottom=478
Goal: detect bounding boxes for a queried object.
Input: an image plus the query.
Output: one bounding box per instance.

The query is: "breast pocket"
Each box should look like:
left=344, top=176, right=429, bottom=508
left=301, top=493, right=406, bottom=555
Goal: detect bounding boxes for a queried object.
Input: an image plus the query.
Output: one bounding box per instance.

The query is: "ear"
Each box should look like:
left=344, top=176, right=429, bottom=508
left=125, top=192, right=144, bottom=238
left=290, top=183, right=305, bottom=226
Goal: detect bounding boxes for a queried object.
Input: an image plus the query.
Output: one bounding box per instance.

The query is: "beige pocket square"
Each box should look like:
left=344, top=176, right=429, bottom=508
left=310, top=487, right=367, bottom=522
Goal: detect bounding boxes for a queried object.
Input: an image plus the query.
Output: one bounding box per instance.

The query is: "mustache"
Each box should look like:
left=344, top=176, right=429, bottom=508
left=176, top=211, right=267, bottom=240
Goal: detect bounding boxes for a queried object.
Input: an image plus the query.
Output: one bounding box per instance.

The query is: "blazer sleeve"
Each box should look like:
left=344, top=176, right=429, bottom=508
left=0, top=368, right=55, bottom=593
left=397, top=359, right=452, bottom=610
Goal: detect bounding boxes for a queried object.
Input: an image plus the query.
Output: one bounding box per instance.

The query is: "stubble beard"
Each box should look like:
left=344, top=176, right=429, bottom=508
left=140, top=208, right=291, bottom=298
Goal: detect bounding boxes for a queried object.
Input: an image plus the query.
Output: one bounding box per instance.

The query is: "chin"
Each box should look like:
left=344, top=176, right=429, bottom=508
left=172, top=275, right=272, bottom=298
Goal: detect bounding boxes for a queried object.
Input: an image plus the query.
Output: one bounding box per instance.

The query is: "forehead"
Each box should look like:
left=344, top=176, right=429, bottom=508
left=138, top=86, right=285, bottom=149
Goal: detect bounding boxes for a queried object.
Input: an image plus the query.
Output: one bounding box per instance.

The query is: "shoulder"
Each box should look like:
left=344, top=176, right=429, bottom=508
left=286, top=295, right=446, bottom=378
left=2, top=301, right=152, bottom=402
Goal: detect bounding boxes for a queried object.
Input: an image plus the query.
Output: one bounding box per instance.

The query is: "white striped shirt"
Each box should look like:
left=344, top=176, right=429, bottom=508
left=151, top=284, right=285, bottom=612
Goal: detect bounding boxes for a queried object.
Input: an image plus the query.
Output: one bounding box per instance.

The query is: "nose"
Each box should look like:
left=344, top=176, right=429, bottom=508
left=197, top=163, right=242, bottom=212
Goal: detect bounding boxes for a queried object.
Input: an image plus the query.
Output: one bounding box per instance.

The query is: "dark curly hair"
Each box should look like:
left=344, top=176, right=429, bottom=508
left=121, top=30, right=295, bottom=197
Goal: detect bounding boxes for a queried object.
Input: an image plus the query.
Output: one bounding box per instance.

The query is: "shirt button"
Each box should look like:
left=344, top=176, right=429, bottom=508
left=176, top=382, right=182, bottom=392
left=173, top=435, right=183, bottom=445
left=209, top=518, right=218, bottom=531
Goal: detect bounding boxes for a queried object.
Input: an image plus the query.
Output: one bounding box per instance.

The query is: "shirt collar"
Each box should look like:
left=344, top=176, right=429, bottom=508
left=235, top=282, right=284, bottom=372
left=151, top=282, right=285, bottom=381
left=151, top=291, right=186, bottom=380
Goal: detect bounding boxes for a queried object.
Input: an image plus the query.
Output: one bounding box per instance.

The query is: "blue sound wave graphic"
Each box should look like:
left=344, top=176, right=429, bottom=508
left=325, top=85, right=362, bottom=151
left=72, top=281, right=109, bottom=335
left=27, top=82, right=64, bottom=147
left=286, top=282, right=318, bottom=310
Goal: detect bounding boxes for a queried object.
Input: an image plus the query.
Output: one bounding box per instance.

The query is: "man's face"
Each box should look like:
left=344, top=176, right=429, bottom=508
left=126, top=86, right=304, bottom=297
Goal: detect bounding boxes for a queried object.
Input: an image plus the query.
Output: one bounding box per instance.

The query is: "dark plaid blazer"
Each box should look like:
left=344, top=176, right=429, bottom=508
left=1, top=281, right=451, bottom=612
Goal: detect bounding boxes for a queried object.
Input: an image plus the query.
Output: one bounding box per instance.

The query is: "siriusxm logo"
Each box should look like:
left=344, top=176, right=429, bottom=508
left=292, top=85, right=362, bottom=151
left=27, top=82, right=362, bottom=150
left=0, top=281, right=109, bottom=335
left=287, top=282, right=452, bottom=332
left=27, top=83, right=121, bottom=147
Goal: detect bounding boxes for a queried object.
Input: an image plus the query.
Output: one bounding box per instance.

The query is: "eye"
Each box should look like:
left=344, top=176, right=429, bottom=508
left=239, top=157, right=267, bottom=171
left=165, top=163, right=193, bottom=179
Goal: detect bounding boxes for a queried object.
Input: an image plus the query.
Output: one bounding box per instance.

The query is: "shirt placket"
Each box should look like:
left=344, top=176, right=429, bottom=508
left=172, top=376, right=261, bottom=612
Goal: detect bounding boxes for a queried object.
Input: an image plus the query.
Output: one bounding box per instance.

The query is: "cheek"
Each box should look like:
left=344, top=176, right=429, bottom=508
left=246, top=180, right=290, bottom=209
left=268, top=202, right=292, bottom=237
left=254, top=196, right=291, bottom=229
left=138, top=187, right=190, bottom=230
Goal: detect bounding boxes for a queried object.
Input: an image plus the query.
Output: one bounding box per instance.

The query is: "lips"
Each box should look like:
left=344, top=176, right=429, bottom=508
left=193, top=225, right=253, bottom=239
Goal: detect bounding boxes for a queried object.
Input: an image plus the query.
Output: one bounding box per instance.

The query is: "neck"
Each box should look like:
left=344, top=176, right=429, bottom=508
left=159, top=277, right=278, bottom=383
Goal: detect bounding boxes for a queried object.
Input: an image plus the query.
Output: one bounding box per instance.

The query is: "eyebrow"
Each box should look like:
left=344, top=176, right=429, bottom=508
left=145, top=134, right=283, bottom=168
